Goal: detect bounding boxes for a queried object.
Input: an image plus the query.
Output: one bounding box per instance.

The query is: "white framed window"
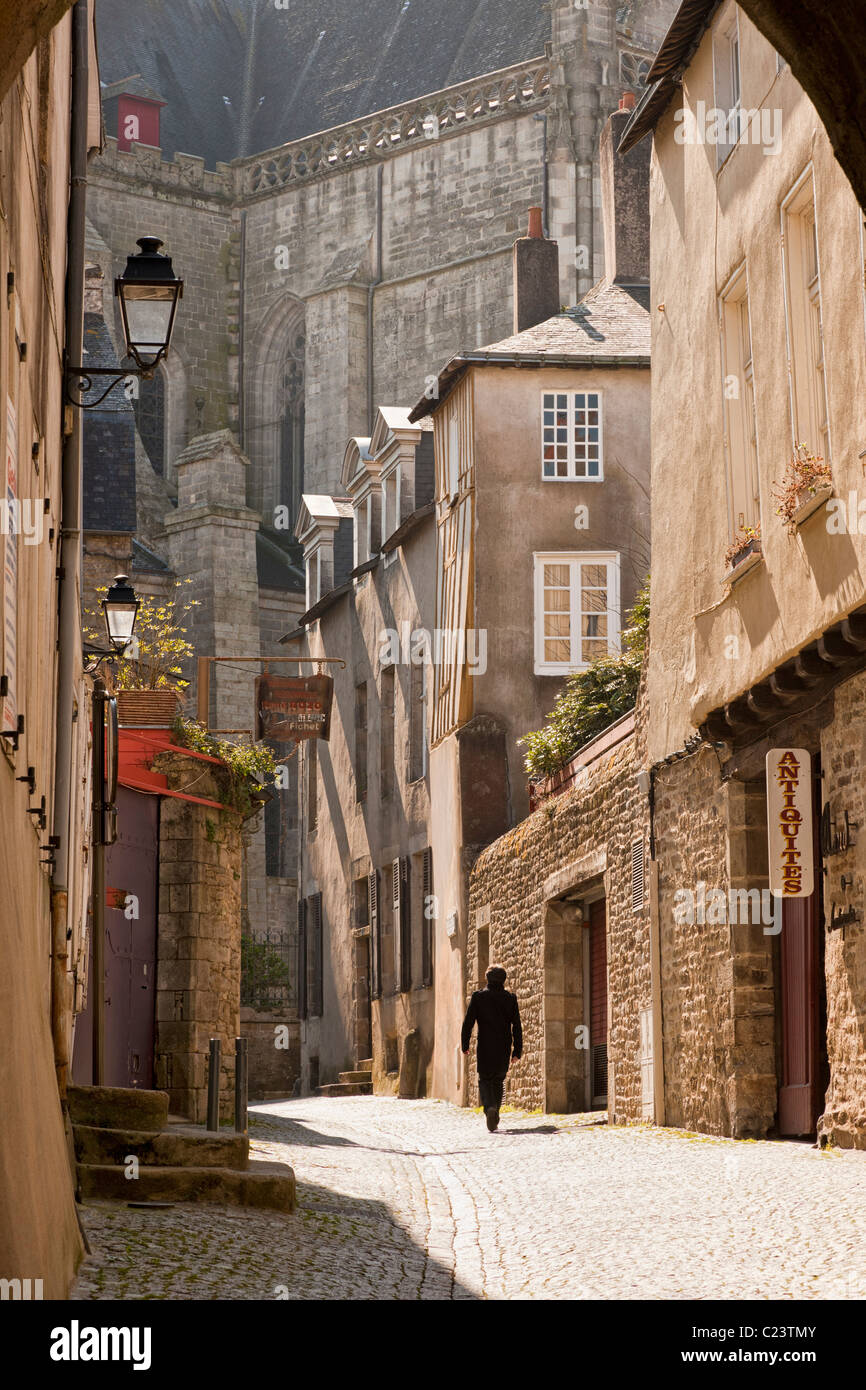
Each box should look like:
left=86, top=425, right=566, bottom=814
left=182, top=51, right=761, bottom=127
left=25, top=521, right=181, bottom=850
left=782, top=170, right=830, bottom=461
left=720, top=263, right=761, bottom=535
left=713, top=11, right=741, bottom=167
left=542, top=391, right=603, bottom=480
left=306, top=550, right=320, bottom=608
left=382, top=467, right=400, bottom=541
left=533, top=552, right=621, bottom=675
left=354, top=495, right=371, bottom=569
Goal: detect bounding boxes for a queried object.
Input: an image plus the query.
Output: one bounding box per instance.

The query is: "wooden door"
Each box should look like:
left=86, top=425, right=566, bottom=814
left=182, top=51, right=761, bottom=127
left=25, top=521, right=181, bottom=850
left=588, top=898, right=608, bottom=1106
left=778, top=772, right=823, bottom=1136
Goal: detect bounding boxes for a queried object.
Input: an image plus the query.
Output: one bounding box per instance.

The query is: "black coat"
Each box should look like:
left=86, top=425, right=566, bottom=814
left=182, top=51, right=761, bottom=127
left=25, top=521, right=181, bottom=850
left=461, top=984, right=523, bottom=1075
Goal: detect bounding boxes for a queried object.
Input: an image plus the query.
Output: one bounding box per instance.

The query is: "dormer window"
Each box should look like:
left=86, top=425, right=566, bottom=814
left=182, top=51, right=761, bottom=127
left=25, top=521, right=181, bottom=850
left=382, top=464, right=401, bottom=543
left=307, top=549, right=321, bottom=608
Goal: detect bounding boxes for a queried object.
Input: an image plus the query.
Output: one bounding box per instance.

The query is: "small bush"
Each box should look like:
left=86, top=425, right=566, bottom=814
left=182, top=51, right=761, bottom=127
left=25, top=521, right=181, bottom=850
left=518, top=577, right=649, bottom=782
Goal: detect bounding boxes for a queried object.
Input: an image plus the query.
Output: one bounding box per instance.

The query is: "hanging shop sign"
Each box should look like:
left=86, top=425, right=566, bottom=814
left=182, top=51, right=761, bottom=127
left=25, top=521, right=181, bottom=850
left=255, top=673, right=333, bottom=742
left=766, top=747, right=814, bottom=898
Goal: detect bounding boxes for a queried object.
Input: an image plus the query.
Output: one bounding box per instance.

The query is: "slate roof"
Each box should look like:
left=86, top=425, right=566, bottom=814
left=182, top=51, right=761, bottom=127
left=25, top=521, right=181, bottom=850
left=81, top=311, right=137, bottom=533
left=95, top=0, right=551, bottom=167
left=410, top=281, right=651, bottom=420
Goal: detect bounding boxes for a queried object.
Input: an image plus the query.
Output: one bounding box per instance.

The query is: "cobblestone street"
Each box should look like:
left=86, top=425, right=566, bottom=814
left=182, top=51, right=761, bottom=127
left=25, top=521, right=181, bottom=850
left=70, top=1096, right=866, bottom=1301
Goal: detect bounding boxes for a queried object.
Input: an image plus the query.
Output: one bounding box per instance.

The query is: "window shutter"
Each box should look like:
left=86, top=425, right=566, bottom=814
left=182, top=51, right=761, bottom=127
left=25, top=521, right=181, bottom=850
left=310, top=892, right=323, bottom=1017
left=631, top=838, right=645, bottom=913
left=297, top=898, right=308, bottom=1020
left=369, top=870, right=381, bottom=1000
left=421, top=847, right=433, bottom=988
left=399, top=856, right=411, bottom=995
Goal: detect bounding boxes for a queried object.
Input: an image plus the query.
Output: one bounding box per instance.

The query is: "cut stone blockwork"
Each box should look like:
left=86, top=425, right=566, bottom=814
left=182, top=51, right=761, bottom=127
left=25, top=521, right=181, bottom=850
left=468, top=715, right=650, bottom=1121
left=154, top=752, right=243, bottom=1124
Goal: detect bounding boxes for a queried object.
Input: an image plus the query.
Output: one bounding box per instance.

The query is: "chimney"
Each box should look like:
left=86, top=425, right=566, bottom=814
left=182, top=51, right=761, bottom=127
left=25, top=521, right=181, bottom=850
left=599, top=102, right=650, bottom=286
left=512, top=207, right=560, bottom=333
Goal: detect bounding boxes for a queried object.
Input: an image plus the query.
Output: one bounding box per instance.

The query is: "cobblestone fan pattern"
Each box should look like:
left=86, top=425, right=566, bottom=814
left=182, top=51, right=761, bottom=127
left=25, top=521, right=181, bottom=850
left=70, top=1097, right=866, bottom=1300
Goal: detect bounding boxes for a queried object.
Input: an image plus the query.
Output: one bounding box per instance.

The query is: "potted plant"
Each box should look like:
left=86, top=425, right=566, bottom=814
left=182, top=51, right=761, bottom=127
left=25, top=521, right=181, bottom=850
left=85, top=580, right=199, bottom=726
left=724, top=521, right=762, bottom=580
left=772, top=443, right=833, bottom=533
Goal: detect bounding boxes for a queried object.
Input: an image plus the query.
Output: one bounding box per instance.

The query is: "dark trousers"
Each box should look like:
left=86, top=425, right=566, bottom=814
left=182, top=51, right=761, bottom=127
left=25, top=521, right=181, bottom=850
left=478, top=1071, right=507, bottom=1111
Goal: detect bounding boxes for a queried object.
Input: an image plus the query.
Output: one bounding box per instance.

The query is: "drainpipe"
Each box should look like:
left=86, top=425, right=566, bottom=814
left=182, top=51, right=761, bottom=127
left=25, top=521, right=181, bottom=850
left=366, top=163, right=384, bottom=432
left=51, top=0, right=89, bottom=1094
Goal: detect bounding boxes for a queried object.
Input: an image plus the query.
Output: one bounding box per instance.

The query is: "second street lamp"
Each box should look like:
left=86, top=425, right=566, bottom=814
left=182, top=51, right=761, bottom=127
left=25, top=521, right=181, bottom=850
left=102, top=574, right=141, bottom=655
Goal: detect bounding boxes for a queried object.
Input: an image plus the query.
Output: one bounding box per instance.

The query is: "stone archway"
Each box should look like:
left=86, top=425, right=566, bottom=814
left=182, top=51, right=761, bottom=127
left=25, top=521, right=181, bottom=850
left=245, top=293, right=305, bottom=522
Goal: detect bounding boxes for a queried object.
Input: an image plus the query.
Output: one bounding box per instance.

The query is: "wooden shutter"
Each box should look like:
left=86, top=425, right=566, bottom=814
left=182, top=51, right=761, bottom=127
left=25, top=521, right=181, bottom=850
left=369, top=870, right=381, bottom=999
left=399, top=857, right=411, bottom=994
left=308, top=892, right=323, bottom=1018
left=421, top=847, right=433, bottom=987
left=631, top=838, right=645, bottom=913
left=297, top=898, right=308, bottom=1020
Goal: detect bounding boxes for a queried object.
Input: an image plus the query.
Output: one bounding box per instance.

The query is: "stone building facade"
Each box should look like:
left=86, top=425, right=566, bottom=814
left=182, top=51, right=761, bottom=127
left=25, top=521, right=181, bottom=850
left=616, top=1, right=866, bottom=1144
left=79, top=0, right=676, bottom=1057
left=0, top=0, right=101, bottom=1297
left=467, top=711, right=655, bottom=1120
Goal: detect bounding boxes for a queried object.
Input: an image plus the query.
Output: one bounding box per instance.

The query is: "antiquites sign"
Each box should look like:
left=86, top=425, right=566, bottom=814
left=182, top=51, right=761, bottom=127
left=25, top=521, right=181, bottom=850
left=766, top=748, right=814, bottom=898
left=255, top=673, right=333, bottom=742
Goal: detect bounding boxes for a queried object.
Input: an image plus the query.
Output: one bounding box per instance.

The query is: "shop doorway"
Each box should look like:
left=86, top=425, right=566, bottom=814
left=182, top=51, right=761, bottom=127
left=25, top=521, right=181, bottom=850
left=778, top=765, right=828, bottom=1136
left=587, top=898, right=609, bottom=1108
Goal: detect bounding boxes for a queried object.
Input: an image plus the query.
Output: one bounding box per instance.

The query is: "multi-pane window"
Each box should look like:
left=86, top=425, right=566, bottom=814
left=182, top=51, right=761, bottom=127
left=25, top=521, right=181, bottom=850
left=713, top=14, right=741, bottom=166
left=408, top=658, right=427, bottom=783
left=380, top=666, right=395, bottom=800
left=783, top=173, right=830, bottom=461
left=542, top=391, right=603, bottom=479
left=720, top=265, right=760, bottom=534
left=533, top=553, right=621, bottom=675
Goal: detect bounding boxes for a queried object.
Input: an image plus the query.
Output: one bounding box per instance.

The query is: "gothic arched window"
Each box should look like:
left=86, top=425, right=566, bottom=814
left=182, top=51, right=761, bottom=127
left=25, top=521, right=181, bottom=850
left=280, top=330, right=305, bottom=532
left=620, top=52, right=651, bottom=89
left=132, top=367, right=166, bottom=476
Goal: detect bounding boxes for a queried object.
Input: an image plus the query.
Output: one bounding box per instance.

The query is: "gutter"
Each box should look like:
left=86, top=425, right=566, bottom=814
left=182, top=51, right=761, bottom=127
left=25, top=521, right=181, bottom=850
left=51, top=0, right=89, bottom=1093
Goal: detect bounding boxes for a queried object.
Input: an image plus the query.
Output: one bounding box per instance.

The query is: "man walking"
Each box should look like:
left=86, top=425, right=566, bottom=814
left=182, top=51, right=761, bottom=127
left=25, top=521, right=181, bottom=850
left=461, top=965, right=522, bottom=1132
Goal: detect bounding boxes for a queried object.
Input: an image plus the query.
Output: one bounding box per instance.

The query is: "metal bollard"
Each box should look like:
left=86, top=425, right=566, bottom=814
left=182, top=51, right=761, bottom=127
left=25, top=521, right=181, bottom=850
left=234, top=1036, right=248, bottom=1135
left=206, top=1037, right=221, bottom=1132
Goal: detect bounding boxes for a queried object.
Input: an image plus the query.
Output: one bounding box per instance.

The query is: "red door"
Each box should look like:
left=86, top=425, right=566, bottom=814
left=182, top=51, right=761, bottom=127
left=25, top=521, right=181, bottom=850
left=72, top=787, right=158, bottom=1088
left=778, top=771, right=824, bottom=1136
left=589, top=899, right=608, bottom=1106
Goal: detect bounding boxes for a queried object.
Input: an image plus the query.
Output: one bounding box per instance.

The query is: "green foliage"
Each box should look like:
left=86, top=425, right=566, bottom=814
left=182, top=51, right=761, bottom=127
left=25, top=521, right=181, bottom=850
left=83, top=580, right=199, bottom=691
left=518, top=578, right=649, bottom=782
left=171, top=716, right=279, bottom=816
left=241, top=936, right=291, bottom=1001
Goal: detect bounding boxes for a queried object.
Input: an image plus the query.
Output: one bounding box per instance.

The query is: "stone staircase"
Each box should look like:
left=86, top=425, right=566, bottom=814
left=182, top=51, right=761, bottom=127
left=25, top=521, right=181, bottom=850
left=317, top=1059, right=373, bottom=1097
left=69, top=1084, right=295, bottom=1212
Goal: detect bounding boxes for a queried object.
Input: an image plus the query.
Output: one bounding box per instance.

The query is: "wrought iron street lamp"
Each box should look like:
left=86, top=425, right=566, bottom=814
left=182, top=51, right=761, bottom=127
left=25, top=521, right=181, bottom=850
left=115, top=237, right=183, bottom=373
left=101, top=573, right=140, bottom=654
left=66, top=236, right=184, bottom=408
left=87, top=574, right=140, bottom=1085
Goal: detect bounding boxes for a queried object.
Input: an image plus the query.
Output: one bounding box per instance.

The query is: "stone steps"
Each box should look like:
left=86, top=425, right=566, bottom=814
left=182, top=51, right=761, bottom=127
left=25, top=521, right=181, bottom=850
left=73, top=1123, right=249, bottom=1170
left=339, top=1070, right=372, bottom=1084
left=316, top=1080, right=372, bottom=1097
left=68, top=1083, right=168, bottom=1133
left=77, top=1156, right=295, bottom=1212
left=69, top=1083, right=295, bottom=1212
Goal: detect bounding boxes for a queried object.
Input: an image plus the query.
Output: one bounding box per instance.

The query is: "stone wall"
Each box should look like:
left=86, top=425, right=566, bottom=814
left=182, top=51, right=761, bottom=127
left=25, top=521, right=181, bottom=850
left=819, top=668, right=866, bottom=1149
left=468, top=727, right=650, bottom=1119
left=154, top=753, right=243, bottom=1123
left=241, top=1009, right=300, bottom=1100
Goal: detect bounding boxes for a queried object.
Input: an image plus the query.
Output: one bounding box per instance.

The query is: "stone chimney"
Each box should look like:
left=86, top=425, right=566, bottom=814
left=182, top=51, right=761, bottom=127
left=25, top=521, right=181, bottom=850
left=512, top=207, right=560, bottom=333
left=599, top=99, right=650, bottom=287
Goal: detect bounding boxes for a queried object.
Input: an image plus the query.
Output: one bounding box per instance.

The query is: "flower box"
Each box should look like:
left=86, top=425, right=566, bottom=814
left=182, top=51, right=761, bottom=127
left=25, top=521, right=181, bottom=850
left=725, top=538, right=763, bottom=587
left=791, top=481, right=833, bottom=528
left=116, top=689, right=182, bottom=727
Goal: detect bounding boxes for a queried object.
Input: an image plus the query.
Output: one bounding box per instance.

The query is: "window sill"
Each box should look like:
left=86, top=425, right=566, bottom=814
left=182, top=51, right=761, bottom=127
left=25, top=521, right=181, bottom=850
left=541, top=475, right=604, bottom=484
left=534, top=663, right=589, bottom=677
